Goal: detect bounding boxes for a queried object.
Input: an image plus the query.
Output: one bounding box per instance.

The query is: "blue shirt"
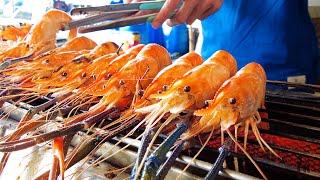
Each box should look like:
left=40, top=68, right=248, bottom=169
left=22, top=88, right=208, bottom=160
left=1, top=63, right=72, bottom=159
left=201, top=0, right=319, bottom=83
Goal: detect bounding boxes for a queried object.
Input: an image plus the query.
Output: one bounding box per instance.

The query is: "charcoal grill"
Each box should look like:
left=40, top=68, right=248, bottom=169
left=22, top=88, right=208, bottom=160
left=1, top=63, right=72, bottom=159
left=0, top=80, right=319, bottom=179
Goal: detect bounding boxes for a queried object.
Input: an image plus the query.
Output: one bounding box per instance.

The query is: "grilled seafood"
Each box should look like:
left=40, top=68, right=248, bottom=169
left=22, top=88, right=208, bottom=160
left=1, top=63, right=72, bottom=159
left=0, top=23, right=32, bottom=42
left=132, top=50, right=237, bottom=178
left=0, top=10, right=76, bottom=62
left=186, top=63, right=273, bottom=152
left=134, top=51, right=204, bottom=109
left=0, top=44, right=171, bottom=179
left=181, top=63, right=278, bottom=180
left=1, top=36, right=97, bottom=82
left=32, top=42, right=119, bottom=90
left=136, top=50, right=237, bottom=125
left=0, top=20, right=278, bottom=179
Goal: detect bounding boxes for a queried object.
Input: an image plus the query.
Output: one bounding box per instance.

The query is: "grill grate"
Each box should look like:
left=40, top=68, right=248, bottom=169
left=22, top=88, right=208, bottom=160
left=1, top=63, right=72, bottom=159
left=1, top=81, right=320, bottom=179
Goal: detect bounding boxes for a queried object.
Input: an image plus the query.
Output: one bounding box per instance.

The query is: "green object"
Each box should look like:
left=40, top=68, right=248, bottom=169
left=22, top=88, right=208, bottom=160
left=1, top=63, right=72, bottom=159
left=139, top=1, right=165, bottom=10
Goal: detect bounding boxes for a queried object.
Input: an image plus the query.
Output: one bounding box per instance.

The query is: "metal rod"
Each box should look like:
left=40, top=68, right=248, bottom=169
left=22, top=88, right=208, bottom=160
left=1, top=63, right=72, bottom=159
left=267, top=80, right=320, bottom=91
left=130, top=128, right=153, bottom=180
left=141, top=123, right=188, bottom=179
left=156, top=140, right=185, bottom=179
left=204, top=140, right=231, bottom=180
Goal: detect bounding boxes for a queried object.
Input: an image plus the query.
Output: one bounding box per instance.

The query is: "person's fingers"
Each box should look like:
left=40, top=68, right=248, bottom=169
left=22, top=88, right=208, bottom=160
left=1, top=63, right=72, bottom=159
left=199, top=0, right=223, bottom=20
left=166, top=0, right=198, bottom=27
left=186, top=2, right=210, bottom=25
left=152, top=0, right=181, bottom=28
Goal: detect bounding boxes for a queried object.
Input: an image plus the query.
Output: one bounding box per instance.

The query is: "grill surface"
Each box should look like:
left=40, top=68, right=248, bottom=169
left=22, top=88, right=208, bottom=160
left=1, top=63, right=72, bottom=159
left=0, top=81, right=319, bottom=179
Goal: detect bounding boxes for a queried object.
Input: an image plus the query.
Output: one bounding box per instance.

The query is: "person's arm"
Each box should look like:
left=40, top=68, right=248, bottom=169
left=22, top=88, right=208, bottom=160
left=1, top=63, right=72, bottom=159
left=125, top=0, right=223, bottom=28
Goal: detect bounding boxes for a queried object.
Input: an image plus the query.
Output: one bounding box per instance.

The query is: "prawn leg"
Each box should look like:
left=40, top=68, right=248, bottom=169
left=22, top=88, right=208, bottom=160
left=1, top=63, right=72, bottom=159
left=48, top=133, right=75, bottom=180
left=249, top=116, right=280, bottom=158
left=49, top=137, right=65, bottom=180
left=0, top=111, right=59, bottom=174
left=0, top=53, right=33, bottom=70
left=0, top=93, right=73, bottom=173
left=35, top=114, right=138, bottom=180
left=0, top=108, right=116, bottom=152
left=141, top=123, right=188, bottom=179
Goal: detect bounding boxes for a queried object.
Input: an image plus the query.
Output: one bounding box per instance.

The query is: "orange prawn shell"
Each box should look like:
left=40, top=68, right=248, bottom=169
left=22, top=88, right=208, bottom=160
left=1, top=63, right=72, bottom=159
left=134, top=51, right=203, bottom=108
left=119, top=43, right=172, bottom=89
left=88, top=42, right=119, bottom=59
left=0, top=24, right=31, bottom=41
left=56, top=36, right=97, bottom=53
left=33, top=41, right=119, bottom=87
left=97, top=44, right=172, bottom=109
left=85, top=44, right=145, bottom=95
left=106, top=44, right=145, bottom=76
left=0, top=10, right=75, bottom=62
left=150, top=50, right=237, bottom=111
left=192, top=62, right=266, bottom=133
left=25, top=10, right=74, bottom=47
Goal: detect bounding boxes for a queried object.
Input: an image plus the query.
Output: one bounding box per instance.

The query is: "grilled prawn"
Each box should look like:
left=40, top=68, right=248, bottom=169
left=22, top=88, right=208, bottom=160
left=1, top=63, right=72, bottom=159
left=0, top=10, right=76, bottom=62
left=184, top=63, right=278, bottom=180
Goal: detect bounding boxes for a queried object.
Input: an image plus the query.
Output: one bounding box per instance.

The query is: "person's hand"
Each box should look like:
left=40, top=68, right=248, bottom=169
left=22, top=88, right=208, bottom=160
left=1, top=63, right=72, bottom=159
left=153, top=0, right=223, bottom=28
left=124, top=0, right=223, bottom=28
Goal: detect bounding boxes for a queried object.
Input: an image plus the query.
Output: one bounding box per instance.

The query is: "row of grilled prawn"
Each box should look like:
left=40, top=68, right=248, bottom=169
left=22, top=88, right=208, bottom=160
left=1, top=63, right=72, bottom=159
left=1, top=41, right=274, bottom=179
left=0, top=9, right=276, bottom=180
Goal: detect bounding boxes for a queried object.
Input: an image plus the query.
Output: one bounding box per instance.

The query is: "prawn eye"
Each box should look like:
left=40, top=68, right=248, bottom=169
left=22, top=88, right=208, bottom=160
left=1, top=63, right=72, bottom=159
left=162, top=85, right=168, bottom=91
left=105, top=73, right=112, bottom=79
left=119, top=79, right=125, bottom=85
left=92, top=74, right=96, bottom=80
left=179, top=111, right=188, bottom=116
left=44, top=59, right=49, bottom=64
left=204, top=100, right=210, bottom=107
left=229, top=98, right=236, bottom=104
left=183, top=86, right=191, bottom=92
left=62, top=72, right=67, bottom=77
left=81, top=72, right=87, bottom=78
left=138, top=90, right=144, bottom=96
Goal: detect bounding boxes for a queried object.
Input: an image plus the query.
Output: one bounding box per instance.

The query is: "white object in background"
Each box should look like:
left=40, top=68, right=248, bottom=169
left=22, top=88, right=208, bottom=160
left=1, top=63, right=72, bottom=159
left=191, top=19, right=203, bottom=55
left=309, top=0, right=320, bottom=6
left=287, top=75, right=307, bottom=84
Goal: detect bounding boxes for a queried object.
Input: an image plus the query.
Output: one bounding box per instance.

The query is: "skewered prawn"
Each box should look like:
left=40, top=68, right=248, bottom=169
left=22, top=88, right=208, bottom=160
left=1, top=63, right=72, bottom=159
left=135, top=50, right=237, bottom=124
left=32, top=42, right=119, bottom=90
left=46, top=44, right=171, bottom=179
left=131, top=50, right=237, bottom=178
left=0, top=44, right=138, bottom=148
left=0, top=44, right=172, bottom=179
left=0, top=9, right=76, bottom=62
left=134, top=51, right=204, bottom=109
left=182, top=62, right=278, bottom=180
left=1, top=36, right=97, bottom=81
left=108, top=51, right=204, bottom=145
left=82, top=44, right=145, bottom=95
left=0, top=23, right=32, bottom=42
